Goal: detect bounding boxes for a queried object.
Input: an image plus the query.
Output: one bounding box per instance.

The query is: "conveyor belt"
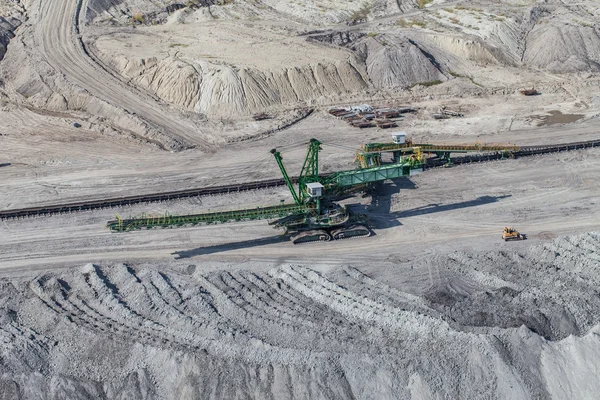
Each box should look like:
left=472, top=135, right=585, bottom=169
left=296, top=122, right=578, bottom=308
left=2, top=138, right=599, bottom=220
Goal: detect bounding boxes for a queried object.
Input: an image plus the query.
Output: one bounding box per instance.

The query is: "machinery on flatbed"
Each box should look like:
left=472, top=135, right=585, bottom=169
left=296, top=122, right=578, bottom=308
left=107, top=138, right=425, bottom=244
left=502, top=227, right=527, bottom=241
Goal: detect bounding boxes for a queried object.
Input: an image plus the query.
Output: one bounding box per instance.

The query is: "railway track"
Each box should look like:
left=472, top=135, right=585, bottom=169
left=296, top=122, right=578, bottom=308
left=1, top=139, right=599, bottom=220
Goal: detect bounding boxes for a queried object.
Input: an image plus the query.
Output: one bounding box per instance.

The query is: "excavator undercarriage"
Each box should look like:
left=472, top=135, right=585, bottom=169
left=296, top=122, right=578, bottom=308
left=289, top=225, right=372, bottom=244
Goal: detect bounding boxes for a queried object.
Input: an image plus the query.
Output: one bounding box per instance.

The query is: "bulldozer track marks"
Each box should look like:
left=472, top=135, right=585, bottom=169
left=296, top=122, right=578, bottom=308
left=200, top=272, right=341, bottom=348
left=2, top=138, right=599, bottom=221
left=220, top=272, right=320, bottom=329
left=0, top=323, right=51, bottom=356
left=23, top=263, right=486, bottom=358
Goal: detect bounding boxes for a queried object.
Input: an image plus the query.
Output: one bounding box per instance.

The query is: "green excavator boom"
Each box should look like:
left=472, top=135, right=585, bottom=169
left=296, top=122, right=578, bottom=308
left=107, top=138, right=423, bottom=233
left=107, top=203, right=308, bottom=232
left=270, top=148, right=302, bottom=205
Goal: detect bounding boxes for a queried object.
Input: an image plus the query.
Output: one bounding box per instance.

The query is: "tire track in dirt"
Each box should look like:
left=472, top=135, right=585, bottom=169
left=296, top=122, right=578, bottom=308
left=25, top=262, right=459, bottom=365
left=272, top=265, right=452, bottom=337
left=8, top=231, right=600, bottom=399
left=34, top=0, right=209, bottom=151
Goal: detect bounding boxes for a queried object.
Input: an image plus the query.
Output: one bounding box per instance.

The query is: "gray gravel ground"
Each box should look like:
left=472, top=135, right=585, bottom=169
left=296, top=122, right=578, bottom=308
left=1, top=232, right=599, bottom=399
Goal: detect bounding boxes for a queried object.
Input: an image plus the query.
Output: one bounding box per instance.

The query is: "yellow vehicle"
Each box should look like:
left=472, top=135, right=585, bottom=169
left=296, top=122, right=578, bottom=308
left=502, top=227, right=526, bottom=241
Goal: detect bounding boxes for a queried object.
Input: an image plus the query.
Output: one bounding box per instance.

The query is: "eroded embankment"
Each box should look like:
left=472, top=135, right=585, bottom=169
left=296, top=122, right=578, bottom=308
left=1, top=232, right=599, bottom=399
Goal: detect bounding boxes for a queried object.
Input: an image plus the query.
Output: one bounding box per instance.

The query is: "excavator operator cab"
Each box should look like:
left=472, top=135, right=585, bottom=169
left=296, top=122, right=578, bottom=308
left=305, top=182, right=324, bottom=198
left=391, top=132, right=406, bottom=144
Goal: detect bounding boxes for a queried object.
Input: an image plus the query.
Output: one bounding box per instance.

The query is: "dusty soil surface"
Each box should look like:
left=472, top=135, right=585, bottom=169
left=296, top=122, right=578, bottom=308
left=2, top=140, right=600, bottom=270
left=1, top=0, right=600, bottom=398
left=1, top=99, right=599, bottom=210
left=1, top=234, right=600, bottom=399
left=1, top=0, right=599, bottom=147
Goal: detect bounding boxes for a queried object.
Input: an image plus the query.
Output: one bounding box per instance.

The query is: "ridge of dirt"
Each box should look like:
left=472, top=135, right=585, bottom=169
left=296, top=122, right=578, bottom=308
left=2, top=0, right=599, bottom=145
left=1, top=232, right=600, bottom=398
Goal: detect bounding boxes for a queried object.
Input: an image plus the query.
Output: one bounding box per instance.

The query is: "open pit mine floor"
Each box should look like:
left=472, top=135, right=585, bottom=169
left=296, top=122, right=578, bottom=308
left=2, top=0, right=600, bottom=397
left=0, top=104, right=600, bottom=399
left=2, top=103, right=600, bottom=400
left=1, top=100, right=600, bottom=398
left=1, top=233, right=600, bottom=399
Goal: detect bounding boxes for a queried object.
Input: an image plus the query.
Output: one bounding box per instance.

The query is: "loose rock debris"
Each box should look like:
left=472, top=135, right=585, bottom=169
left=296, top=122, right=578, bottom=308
left=1, top=233, right=600, bottom=398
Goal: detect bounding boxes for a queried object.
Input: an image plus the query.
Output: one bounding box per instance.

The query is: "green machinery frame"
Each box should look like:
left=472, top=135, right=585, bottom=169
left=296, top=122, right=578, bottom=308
left=270, top=138, right=322, bottom=206
left=356, top=142, right=520, bottom=168
left=107, top=138, right=424, bottom=232
left=329, top=162, right=417, bottom=186
left=108, top=203, right=308, bottom=232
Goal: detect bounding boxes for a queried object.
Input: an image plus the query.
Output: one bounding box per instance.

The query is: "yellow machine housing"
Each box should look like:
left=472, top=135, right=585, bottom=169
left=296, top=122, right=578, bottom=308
left=502, top=227, right=526, bottom=241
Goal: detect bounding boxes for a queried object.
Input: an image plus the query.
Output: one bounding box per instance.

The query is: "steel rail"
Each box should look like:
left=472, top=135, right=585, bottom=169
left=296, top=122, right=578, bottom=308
left=1, top=138, right=599, bottom=220
left=0, top=178, right=290, bottom=219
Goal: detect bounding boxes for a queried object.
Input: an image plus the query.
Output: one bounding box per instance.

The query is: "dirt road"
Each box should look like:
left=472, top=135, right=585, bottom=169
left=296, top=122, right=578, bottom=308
left=35, top=0, right=209, bottom=150
left=2, top=147, right=599, bottom=272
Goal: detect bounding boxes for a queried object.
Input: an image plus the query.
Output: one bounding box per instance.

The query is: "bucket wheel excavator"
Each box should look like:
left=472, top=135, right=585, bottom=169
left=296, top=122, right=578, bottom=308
left=107, top=133, right=521, bottom=244
left=107, top=138, right=425, bottom=244
left=268, top=139, right=371, bottom=244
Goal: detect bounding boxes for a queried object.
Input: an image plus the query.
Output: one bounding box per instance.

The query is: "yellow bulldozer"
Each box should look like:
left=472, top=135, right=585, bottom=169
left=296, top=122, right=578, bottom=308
left=502, top=227, right=526, bottom=241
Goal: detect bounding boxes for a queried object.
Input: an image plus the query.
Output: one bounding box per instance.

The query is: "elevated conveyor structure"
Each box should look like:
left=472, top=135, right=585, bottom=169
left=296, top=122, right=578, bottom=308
left=323, top=158, right=422, bottom=187
left=1, top=138, right=598, bottom=222
left=357, top=139, right=521, bottom=168
left=362, top=142, right=520, bottom=153
left=107, top=203, right=308, bottom=232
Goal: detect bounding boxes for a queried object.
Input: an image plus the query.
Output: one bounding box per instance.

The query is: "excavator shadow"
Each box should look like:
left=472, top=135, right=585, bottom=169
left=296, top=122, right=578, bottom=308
left=349, top=178, right=417, bottom=229
left=351, top=178, right=511, bottom=229
left=172, top=235, right=289, bottom=258
left=172, top=179, right=511, bottom=257
left=393, top=194, right=512, bottom=219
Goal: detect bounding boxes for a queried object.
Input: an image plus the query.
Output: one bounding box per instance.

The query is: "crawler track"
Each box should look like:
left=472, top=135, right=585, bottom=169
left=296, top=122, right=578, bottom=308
left=1, top=139, right=599, bottom=220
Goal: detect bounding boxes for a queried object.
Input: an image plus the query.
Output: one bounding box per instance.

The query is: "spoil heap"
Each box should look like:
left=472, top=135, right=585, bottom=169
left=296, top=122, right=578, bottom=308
left=1, top=233, right=599, bottom=398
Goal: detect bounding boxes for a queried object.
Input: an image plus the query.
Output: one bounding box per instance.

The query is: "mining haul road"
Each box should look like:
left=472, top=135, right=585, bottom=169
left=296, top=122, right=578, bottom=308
left=2, top=145, right=600, bottom=272
left=36, top=0, right=206, bottom=150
